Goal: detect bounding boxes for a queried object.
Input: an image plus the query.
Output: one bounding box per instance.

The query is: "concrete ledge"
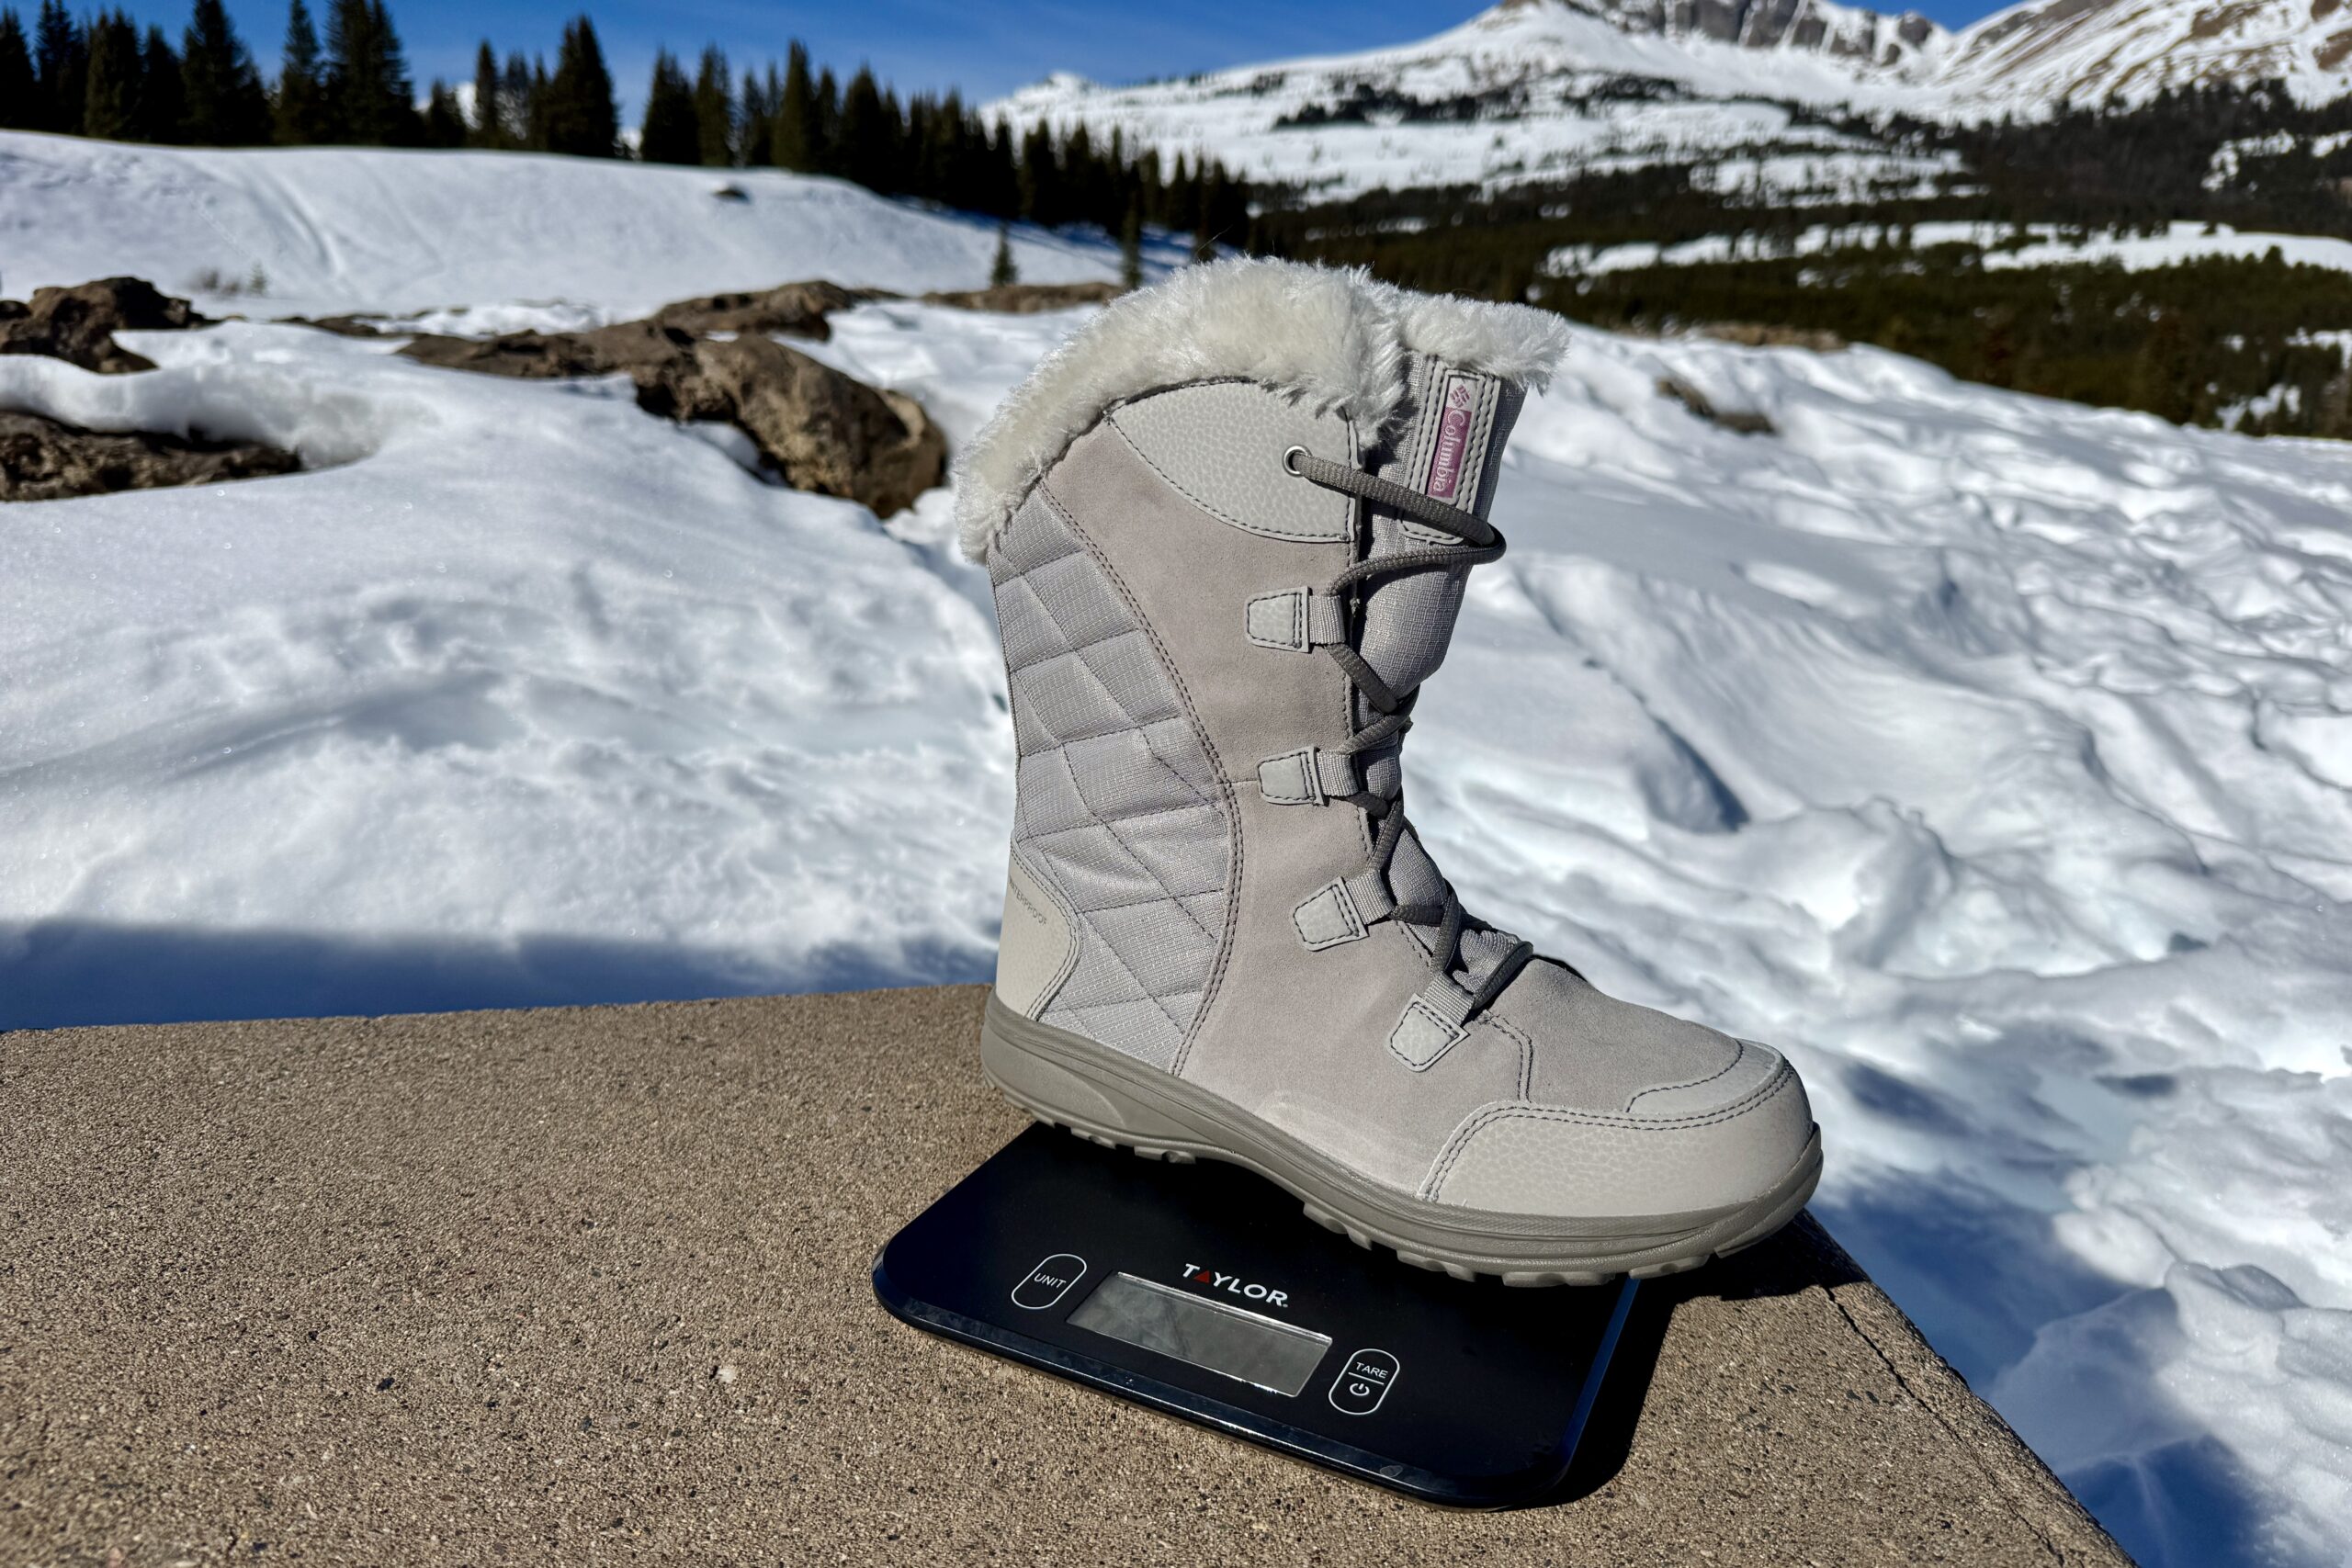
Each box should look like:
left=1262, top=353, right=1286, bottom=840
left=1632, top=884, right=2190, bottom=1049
left=0, top=985, right=2132, bottom=1565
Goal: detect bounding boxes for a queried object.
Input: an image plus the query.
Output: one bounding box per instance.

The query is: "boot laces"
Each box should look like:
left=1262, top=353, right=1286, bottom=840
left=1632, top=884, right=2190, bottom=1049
left=1283, top=446, right=1538, bottom=1021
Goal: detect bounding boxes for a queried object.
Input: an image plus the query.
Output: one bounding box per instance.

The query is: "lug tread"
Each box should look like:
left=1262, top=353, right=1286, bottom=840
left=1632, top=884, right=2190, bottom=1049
left=991, top=1069, right=1817, bottom=1291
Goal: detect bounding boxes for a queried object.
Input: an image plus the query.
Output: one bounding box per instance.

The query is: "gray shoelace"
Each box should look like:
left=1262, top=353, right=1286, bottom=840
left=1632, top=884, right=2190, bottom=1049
left=1283, top=447, right=1538, bottom=1021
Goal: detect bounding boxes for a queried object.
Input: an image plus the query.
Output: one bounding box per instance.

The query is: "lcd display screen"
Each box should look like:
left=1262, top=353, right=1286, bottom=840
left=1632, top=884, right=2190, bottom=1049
left=1066, top=1272, right=1333, bottom=1396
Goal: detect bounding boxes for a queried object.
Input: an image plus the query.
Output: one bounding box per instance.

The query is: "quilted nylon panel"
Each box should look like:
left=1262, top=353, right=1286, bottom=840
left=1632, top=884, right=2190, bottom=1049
left=989, top=493, right=1232, bottom=1068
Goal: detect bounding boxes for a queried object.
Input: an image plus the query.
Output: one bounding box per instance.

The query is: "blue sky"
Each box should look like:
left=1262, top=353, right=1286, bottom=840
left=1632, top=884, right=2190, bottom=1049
left=98, top=0, right=2015, bottom=112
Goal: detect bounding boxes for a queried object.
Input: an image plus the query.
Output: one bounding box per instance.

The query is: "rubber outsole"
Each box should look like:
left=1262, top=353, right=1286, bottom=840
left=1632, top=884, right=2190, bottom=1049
left=979, top=994, right=1823, bottom=1288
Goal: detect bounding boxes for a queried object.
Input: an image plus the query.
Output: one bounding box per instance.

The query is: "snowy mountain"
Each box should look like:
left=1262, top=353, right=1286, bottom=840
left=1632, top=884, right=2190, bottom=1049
left=989, top=0, right=2352, bottom=200
left=1560, top=0, right=1943, bottom=69
left=1939, top=0, right=2352, bottom=108
left=989, top=0, right=1955, bottom=202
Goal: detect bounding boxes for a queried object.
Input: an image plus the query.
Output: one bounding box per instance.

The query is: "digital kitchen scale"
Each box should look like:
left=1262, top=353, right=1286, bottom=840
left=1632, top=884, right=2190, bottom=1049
left=873, top=1124, right=1639, bottom=1507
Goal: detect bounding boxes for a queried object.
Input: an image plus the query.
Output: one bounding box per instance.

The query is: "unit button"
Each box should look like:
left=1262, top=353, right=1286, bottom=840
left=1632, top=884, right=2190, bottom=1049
left=1012, top=1253, right=1087, bottom=1310
left=1329, top=1348, right=1400, bottom=1416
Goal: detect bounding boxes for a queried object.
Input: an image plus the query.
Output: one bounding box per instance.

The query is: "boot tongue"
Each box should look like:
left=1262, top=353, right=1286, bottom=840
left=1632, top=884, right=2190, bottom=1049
left=1357, top=355, right=1528, bottom=972
left=1359, top=355, right=1523, bottom=705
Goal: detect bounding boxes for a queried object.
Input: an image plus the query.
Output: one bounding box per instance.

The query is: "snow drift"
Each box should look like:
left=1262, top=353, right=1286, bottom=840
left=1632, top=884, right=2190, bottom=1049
left=0, top=130, right=1138, bottom=320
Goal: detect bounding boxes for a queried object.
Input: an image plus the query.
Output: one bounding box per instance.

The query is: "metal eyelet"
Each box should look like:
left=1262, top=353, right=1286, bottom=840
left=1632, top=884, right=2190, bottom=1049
left=1281, top=445, right=1308, bottom=477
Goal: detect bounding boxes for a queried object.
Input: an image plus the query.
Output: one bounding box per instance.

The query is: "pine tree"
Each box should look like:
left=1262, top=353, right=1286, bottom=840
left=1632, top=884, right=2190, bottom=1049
left=737, top=63, right=772, bottom=167
left=637, top=48, right=695, bottom=165
left=33, top=0, right=83, bottom=133
left=1018, top=118, right=1057, bottom=226
left=523, top=54, right=549, bottom=149
left=272, top=0, right=328, bottom=144
left=811, top=65, right=837, bottom=175
left=2130, top=307, right=2200, bottom=424
left=692, top=44, right=731, bottom=166
left=985, top=116, right=1018, bottom=218
left=1161, top=152, right=1192, bottom=232
left=1197, top=164, right=1245, bottom=257
left=836, top=64, right=887, bottom=191
left=1119, top=200, right=1143, bottom=290
left=770, top=40, right=815, bottom=171
left=0, top=10, right=37, bottom=130
left=422, top=79, right=463, bottom=146
left=1064, top=121, right=1097, bottom=226
left=543, top=16, right=616, bottom=158
left=467, top=41, right=499, bottom=146
left=135, top=24, right=183, bottom=141
left=879, top=83, right=905, bottom=188
left=918, top=88, right=963, bottom=201
left=901, top=93, right=926, bottom=196
left=323, top=0, right=413, bottom=145
left=500, top=51, right=537, bottom=149
left=180, top=0, right=269, bottom=145
left=1134, top=146, right=1161, bottom=226
left=989, top=222, right=1016, bottom=288
left=80, top=10, right=135, bottom=141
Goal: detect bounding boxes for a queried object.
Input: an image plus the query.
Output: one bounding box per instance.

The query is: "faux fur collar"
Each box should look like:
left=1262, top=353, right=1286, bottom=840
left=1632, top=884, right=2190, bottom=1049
left=954, top=257, right=1573, bottom=561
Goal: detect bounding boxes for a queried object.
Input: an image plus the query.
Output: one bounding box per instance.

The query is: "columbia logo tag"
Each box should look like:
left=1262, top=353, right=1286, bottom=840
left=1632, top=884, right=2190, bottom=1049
left=1425, top=378, right=1476, bottom=500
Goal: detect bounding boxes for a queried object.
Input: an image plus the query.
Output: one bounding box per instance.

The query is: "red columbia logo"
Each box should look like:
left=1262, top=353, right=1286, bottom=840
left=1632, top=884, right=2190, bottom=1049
left=1178, top=1264, right=1291, bottom=1309
left=1425, top=378, right=1476, bottom=500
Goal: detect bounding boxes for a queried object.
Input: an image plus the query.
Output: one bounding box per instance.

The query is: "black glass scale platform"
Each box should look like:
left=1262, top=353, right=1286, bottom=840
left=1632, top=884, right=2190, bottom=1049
left=874, top=1123, right=1639, bottom=1507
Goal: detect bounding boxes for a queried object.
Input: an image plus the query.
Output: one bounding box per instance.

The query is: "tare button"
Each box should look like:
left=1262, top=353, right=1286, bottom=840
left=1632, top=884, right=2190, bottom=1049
left=1328, top=1348, right=1400, bottom=1416
left=1012, top=1253, right=1086, bottom=1310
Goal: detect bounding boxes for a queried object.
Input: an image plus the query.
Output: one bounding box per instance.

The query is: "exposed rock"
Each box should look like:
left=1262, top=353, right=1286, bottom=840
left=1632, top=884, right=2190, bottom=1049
left=645, top=336, right=946, bottom=518
left=1701, top=321, right=1847, bottom=353
left=1657, top=375, right=1776, bottom=435
left=650, top=281, right=879, bottom=341
left=278, top=314, right=390, bottom=339
left=396, top=320, right=944, bottom=515
left=0, top=409, right=300, bottom=501
left=399, top=320, right=696, bottom=380
left=921, top=280, right=1123, bottom=313
left=0, top=277, right=208, bottom=374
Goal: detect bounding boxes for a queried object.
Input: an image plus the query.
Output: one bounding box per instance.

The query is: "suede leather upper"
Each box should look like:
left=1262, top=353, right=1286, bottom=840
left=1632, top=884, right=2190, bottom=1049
left=988, top=368, right=1815, bottom=1221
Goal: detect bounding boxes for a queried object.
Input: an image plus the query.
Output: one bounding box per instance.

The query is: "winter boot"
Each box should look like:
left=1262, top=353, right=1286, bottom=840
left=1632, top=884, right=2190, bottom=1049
left=957, top=259, right=1819, bottom=1283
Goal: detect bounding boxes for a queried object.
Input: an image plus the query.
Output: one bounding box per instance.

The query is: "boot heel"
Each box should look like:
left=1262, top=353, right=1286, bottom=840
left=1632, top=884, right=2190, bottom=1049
left=979, top=998, right=1208, bottom=1154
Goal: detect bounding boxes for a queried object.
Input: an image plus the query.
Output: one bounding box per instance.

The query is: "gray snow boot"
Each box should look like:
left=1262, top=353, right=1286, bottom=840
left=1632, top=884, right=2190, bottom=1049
left=957, top=259, right=1819, bottom=1284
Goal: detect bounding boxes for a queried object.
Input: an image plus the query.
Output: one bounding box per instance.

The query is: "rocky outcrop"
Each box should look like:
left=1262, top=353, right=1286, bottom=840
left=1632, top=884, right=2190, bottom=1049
left=652, top=336, right=945, bottom=517
left=1, top=409, right=299, bottom=501
left=650, top=277, right=1124, bottom=333
left=922, top=280, right=1124, bottom=313
left=397, top=321, right=944, bottom=516
left=1656, top=375, right=1776, bottom=434
left=381, top=276, right=1133, bottom=513
left=399, top=320, right=698, bottom=381
left=650, top=281, right=877, bottom=340
left=278, top=314, right=390, bottom=339
left=0, top=277, right=207, bottom=374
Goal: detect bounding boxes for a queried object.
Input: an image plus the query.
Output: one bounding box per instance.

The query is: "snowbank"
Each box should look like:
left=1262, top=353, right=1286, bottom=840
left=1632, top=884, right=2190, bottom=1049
left=0, top=319, right=1030, bottom=1016
left=0, top=130, right=1136, bottom=319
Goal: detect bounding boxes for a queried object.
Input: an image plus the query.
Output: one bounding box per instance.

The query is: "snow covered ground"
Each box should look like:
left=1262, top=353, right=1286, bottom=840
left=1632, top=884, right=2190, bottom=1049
left=0, top=130, right=1143, bottom=321
left=5, top=134, right=2352, bottom=1568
